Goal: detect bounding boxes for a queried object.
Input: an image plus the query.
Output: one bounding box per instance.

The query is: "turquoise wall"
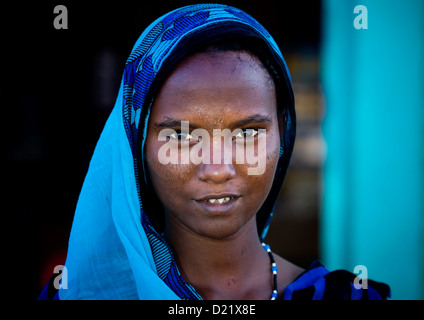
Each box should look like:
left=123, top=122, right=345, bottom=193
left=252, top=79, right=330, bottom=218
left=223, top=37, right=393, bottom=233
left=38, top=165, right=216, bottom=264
left=321, top=0, right=424, bottom=299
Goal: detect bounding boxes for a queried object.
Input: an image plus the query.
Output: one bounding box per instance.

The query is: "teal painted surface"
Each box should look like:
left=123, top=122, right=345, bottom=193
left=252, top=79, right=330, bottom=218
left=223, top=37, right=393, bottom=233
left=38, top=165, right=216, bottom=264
left=321, top=0, right=424, bottom=299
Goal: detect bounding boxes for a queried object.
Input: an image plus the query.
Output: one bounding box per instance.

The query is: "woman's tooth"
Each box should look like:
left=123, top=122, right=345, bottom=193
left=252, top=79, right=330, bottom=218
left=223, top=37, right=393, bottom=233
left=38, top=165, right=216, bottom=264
left=207, top=197, right=233, bottom=204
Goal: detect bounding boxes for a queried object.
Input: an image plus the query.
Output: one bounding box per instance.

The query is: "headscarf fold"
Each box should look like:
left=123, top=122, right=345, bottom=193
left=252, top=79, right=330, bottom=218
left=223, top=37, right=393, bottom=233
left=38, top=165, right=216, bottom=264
left=59, top=4, right=295, bottom=300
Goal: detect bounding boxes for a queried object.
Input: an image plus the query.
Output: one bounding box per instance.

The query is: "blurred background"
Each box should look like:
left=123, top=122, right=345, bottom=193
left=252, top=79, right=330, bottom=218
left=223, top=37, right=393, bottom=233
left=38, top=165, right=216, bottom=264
left=2, top=0, right=422, bottom=300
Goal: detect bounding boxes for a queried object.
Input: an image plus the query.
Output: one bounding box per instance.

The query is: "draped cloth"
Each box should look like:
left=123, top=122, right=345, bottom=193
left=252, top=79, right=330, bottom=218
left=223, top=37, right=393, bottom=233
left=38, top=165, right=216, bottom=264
left=55, top=3, right=297, bottom=299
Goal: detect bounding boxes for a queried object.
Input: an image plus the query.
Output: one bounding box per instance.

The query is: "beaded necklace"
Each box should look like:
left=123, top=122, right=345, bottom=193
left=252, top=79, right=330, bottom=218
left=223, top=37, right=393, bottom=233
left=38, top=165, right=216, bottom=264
left=262, top=243, right=278, bottom=300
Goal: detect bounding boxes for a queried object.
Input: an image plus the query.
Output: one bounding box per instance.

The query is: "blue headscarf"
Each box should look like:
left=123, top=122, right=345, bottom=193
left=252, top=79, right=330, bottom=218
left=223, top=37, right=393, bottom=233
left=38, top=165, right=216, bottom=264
left=59, top=3, right=295, bottom=300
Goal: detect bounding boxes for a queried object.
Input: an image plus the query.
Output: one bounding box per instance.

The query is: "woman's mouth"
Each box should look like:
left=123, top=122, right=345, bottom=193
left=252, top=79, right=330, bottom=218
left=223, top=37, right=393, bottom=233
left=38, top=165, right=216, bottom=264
left=204, top=196, right=234, bottom=204
left=194, top=194, right=240, bottom=213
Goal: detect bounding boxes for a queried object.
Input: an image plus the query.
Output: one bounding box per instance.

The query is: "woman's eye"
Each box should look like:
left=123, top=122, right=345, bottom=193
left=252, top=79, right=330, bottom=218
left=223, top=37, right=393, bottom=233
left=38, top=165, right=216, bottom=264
left=169, top=131, right=200, bottom=142
left=169, top=132, right=189, bottom=141
left=244, top=129, right=259, bottom=138
left=234, top=129, right=259, bottom=139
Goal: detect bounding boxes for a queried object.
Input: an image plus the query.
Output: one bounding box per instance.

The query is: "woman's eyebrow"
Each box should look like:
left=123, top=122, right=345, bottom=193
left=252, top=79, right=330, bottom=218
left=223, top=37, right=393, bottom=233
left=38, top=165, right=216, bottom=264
left=152, top=118, right=200, bottom=130
left=230, top=114, right=272, bottom=128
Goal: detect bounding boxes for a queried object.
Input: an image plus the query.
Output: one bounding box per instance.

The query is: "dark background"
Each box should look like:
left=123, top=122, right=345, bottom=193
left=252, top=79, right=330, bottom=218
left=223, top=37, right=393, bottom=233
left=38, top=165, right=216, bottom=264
left=1, top=0, right=321, bottom=299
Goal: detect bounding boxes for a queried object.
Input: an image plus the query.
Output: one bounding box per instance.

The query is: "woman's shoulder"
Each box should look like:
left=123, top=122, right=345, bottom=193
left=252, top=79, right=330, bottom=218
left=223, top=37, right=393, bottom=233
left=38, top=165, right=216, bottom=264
left=281, top=260, right=391, bottom=300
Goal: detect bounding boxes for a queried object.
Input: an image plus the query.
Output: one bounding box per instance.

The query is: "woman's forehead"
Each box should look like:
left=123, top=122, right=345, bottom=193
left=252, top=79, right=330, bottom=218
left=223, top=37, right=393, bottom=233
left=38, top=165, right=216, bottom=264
left=149, top=50, right=277, bottom=125
left=165, top=50, right=274, bottom=89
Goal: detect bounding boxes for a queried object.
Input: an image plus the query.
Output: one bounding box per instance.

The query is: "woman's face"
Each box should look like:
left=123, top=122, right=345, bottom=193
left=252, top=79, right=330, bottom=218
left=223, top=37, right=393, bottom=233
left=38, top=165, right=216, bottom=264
left=145, top=50, right=281, bottom=240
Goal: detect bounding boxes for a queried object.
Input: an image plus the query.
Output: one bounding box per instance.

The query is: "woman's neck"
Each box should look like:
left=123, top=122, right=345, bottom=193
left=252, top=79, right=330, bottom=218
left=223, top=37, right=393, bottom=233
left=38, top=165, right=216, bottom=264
left=164, top=215, right=273, bottom=299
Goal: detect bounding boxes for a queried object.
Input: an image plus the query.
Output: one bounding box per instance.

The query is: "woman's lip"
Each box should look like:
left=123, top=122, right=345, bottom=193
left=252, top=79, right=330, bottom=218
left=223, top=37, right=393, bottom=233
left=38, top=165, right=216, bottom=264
left=193, top=195, right=240, bottom=213
left=194, top=197, right=239, bottom=213
left=194, top=193, right=240, bottom=202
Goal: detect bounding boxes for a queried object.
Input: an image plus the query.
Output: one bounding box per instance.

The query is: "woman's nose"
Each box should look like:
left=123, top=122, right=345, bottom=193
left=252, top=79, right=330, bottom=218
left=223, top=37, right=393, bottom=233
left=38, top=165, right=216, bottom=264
left=197, top=162, right=236, bottom=184
left=196, top=130, right=237, bottom=183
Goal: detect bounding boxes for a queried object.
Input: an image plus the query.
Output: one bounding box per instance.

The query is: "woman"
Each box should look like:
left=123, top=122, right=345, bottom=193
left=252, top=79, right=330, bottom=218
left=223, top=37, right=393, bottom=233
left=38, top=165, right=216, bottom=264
left=39, top=4, right=390, bottom=300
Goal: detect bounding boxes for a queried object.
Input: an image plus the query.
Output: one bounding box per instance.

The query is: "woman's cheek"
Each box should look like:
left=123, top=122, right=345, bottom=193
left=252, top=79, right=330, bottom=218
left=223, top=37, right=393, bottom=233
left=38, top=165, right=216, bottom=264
left=240, top=130, right=280, bottom=178
left=147, top=143, right=193, bottom=184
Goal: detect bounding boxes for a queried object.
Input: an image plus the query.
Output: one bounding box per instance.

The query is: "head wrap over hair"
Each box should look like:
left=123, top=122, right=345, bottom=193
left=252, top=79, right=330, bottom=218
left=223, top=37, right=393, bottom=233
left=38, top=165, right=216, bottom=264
left=60, top=4, right=296, bottom=300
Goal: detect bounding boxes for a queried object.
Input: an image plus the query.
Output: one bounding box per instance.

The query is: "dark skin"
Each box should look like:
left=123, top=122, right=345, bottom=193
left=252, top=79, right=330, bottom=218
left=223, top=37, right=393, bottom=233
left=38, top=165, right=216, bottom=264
left=145, top=50, right=303, bottom=299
